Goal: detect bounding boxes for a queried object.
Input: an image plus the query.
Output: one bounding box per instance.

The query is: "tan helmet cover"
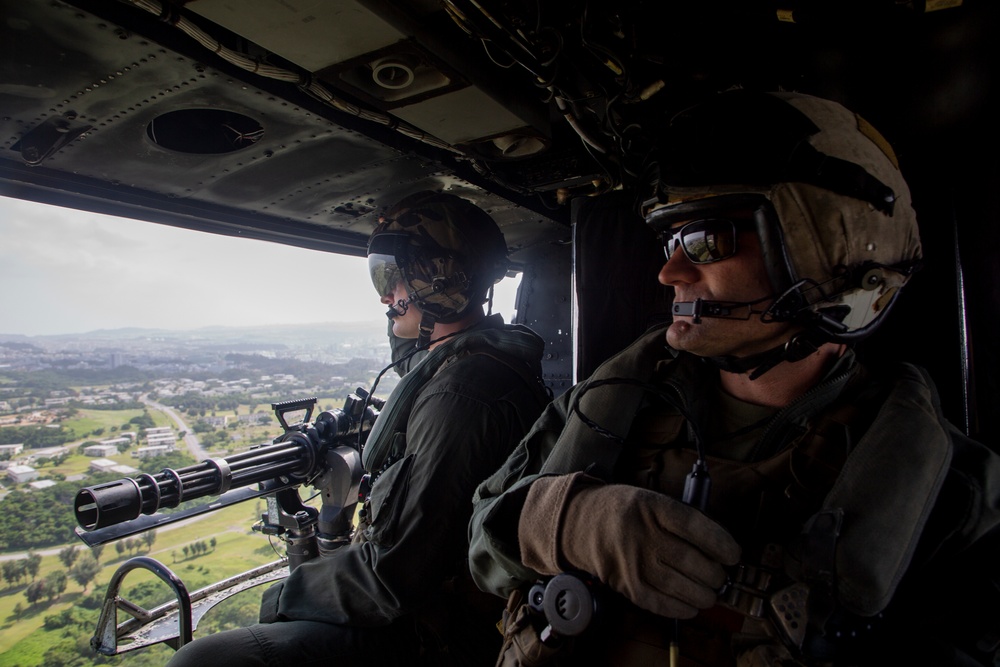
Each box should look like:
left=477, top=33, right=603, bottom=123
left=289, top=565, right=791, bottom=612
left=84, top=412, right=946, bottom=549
left=657, top=91, right=923, bottom=337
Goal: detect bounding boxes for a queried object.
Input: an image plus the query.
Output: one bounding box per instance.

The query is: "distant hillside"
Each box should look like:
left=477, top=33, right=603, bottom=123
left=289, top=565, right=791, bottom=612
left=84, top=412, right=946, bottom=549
left=0, top=320, right=388, bottom=349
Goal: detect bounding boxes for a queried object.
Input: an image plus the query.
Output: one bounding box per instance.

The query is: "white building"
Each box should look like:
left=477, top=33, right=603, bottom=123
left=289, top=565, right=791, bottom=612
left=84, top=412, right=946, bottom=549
left=84, top=444, right=120, bottom=457
left=29, top=479, right=57, bottom=490
left=7, top=464, right=38, bottom=483
left=89, top=458, right=119, bottom=473
left=27, top=446, right=67, bottom=460
left=136, top=445, right=172, bottom=459
left=0, top=443, right=24, bottom=457
left=146, top=434, right=177, bottom=447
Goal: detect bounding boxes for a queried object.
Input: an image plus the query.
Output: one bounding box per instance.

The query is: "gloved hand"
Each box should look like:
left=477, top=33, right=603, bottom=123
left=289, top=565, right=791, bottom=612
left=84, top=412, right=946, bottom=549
left=518, top=472, right=740, bottom=619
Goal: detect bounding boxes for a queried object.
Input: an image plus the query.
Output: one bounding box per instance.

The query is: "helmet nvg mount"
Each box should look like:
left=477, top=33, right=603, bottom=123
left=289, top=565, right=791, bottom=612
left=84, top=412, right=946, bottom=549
left=368, top=191, right=509, bottom=346
left=643, top=90, right=923, bottom=371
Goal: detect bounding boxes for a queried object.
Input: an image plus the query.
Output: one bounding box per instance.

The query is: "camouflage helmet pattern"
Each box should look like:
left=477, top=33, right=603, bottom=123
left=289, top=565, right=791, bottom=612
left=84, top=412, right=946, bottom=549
left=644, top=90, right=922, bottom=341
left=368, top=191, right=508, bottom=323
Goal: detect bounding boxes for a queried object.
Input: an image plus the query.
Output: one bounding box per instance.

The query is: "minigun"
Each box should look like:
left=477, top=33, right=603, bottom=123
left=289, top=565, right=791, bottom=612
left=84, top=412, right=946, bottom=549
left=72, top=389, right=381, bottom=655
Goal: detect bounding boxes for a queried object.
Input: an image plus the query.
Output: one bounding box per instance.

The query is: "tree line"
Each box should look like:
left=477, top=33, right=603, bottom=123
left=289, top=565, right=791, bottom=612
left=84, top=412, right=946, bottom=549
left=0, top=480, right=81, bottom=549
left=3, top=534, right=156, bottom=605
left=0, top=424, right=74, bottom=448
left=174, top=537, right=217, bottom=561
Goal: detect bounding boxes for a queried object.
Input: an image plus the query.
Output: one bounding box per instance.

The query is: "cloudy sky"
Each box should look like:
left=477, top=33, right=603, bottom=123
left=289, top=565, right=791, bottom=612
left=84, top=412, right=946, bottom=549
left=0, top=195, right=519, bottom=337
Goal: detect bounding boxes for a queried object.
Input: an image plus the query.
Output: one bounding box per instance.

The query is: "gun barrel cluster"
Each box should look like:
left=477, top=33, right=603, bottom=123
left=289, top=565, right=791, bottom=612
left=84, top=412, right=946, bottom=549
left=74, top=391, right=379, bottom=537
left=74, top=436, right=314, bottom=531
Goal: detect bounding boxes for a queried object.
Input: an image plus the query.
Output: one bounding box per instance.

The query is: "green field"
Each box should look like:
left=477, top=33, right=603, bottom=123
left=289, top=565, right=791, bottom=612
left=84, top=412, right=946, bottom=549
left=0, top=500, right=284, bottom=666
left=61, top=407, right=150, bottom=438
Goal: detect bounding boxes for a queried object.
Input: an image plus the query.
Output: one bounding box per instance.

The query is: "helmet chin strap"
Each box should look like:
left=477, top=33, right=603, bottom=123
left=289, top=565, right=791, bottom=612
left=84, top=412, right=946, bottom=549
left=417, top=311, right=437, bottom=348
left=387, top=274, right=476, bottom=348
left=384, top=292, right=438, bottom=348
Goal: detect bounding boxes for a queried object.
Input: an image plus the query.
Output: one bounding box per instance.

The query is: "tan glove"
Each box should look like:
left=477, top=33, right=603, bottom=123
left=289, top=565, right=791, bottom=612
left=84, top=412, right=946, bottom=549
left=518, top=472, right=740, bottom=619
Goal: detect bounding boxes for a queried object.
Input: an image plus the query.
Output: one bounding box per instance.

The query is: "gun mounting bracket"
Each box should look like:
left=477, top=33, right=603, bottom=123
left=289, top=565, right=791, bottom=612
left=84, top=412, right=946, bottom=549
left=91, top=556, right=289, bottom=655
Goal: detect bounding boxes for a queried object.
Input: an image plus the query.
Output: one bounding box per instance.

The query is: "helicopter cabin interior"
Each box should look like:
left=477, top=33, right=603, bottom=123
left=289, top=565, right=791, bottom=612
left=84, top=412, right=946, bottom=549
left=0, top=0, right=997, bottom=449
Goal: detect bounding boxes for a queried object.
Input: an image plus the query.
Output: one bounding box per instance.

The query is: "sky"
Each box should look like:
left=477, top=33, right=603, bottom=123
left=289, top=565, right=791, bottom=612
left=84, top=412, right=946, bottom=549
left=0, top=195, right=519, bottom=337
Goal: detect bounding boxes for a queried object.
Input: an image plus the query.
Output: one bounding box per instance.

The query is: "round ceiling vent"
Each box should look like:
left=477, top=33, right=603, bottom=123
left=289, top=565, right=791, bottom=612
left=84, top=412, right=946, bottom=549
left=146, top=109, right=264, bottom=154
left=371, top=56, right=416, bottom=90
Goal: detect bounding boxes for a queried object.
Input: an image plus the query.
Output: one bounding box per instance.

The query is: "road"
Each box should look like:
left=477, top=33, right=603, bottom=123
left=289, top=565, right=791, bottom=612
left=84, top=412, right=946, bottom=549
left=141, top=394, right=209, bottom=461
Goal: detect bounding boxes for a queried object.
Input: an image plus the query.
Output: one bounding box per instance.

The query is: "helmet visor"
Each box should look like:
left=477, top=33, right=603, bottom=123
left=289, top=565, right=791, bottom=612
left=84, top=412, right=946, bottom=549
left=367, top=232, right=410, bottom=297
left=368, top=253, right=402, bottom=298
left=367, top=225, right=470, bottom=320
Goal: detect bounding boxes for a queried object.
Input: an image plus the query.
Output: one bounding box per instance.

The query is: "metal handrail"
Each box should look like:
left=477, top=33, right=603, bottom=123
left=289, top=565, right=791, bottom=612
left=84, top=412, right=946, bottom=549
left=91, top=556, right=289, bottom=655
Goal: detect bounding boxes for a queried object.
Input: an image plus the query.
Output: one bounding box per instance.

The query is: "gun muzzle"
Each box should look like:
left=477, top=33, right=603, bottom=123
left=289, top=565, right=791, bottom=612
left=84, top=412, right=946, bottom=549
left=75, top=477, right=145, bottom=531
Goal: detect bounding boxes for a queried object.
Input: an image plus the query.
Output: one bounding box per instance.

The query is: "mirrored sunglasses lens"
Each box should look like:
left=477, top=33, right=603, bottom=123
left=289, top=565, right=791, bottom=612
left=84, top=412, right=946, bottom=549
left=682, top=220, right=736, bottom=263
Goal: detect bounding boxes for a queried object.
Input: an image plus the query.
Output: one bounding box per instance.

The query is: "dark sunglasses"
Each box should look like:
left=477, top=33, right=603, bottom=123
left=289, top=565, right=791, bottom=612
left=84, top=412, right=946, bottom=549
left=661, top=218, right=750, bottom=265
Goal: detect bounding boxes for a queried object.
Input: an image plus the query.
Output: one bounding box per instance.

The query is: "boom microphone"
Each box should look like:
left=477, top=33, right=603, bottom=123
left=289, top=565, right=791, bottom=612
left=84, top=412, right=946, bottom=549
left=672, top=297, right=770, bottom=323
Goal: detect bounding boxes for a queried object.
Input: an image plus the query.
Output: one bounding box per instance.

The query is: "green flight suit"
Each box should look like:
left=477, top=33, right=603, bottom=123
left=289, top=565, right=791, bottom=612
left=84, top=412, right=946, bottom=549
left=469, top=325, right=1000, bottom=665
left=168, top=314, right=548, bottom=667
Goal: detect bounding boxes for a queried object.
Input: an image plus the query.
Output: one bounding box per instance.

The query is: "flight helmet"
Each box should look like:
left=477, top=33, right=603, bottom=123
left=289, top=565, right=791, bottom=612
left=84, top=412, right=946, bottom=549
left=368, top=191, right=509, bottom=345
left=643, top=90, right=922, bottom=357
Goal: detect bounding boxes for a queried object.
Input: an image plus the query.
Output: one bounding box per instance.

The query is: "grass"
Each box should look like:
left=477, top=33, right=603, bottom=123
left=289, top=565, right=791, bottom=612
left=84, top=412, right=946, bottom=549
left=60, top=408, right=147, bottom=440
